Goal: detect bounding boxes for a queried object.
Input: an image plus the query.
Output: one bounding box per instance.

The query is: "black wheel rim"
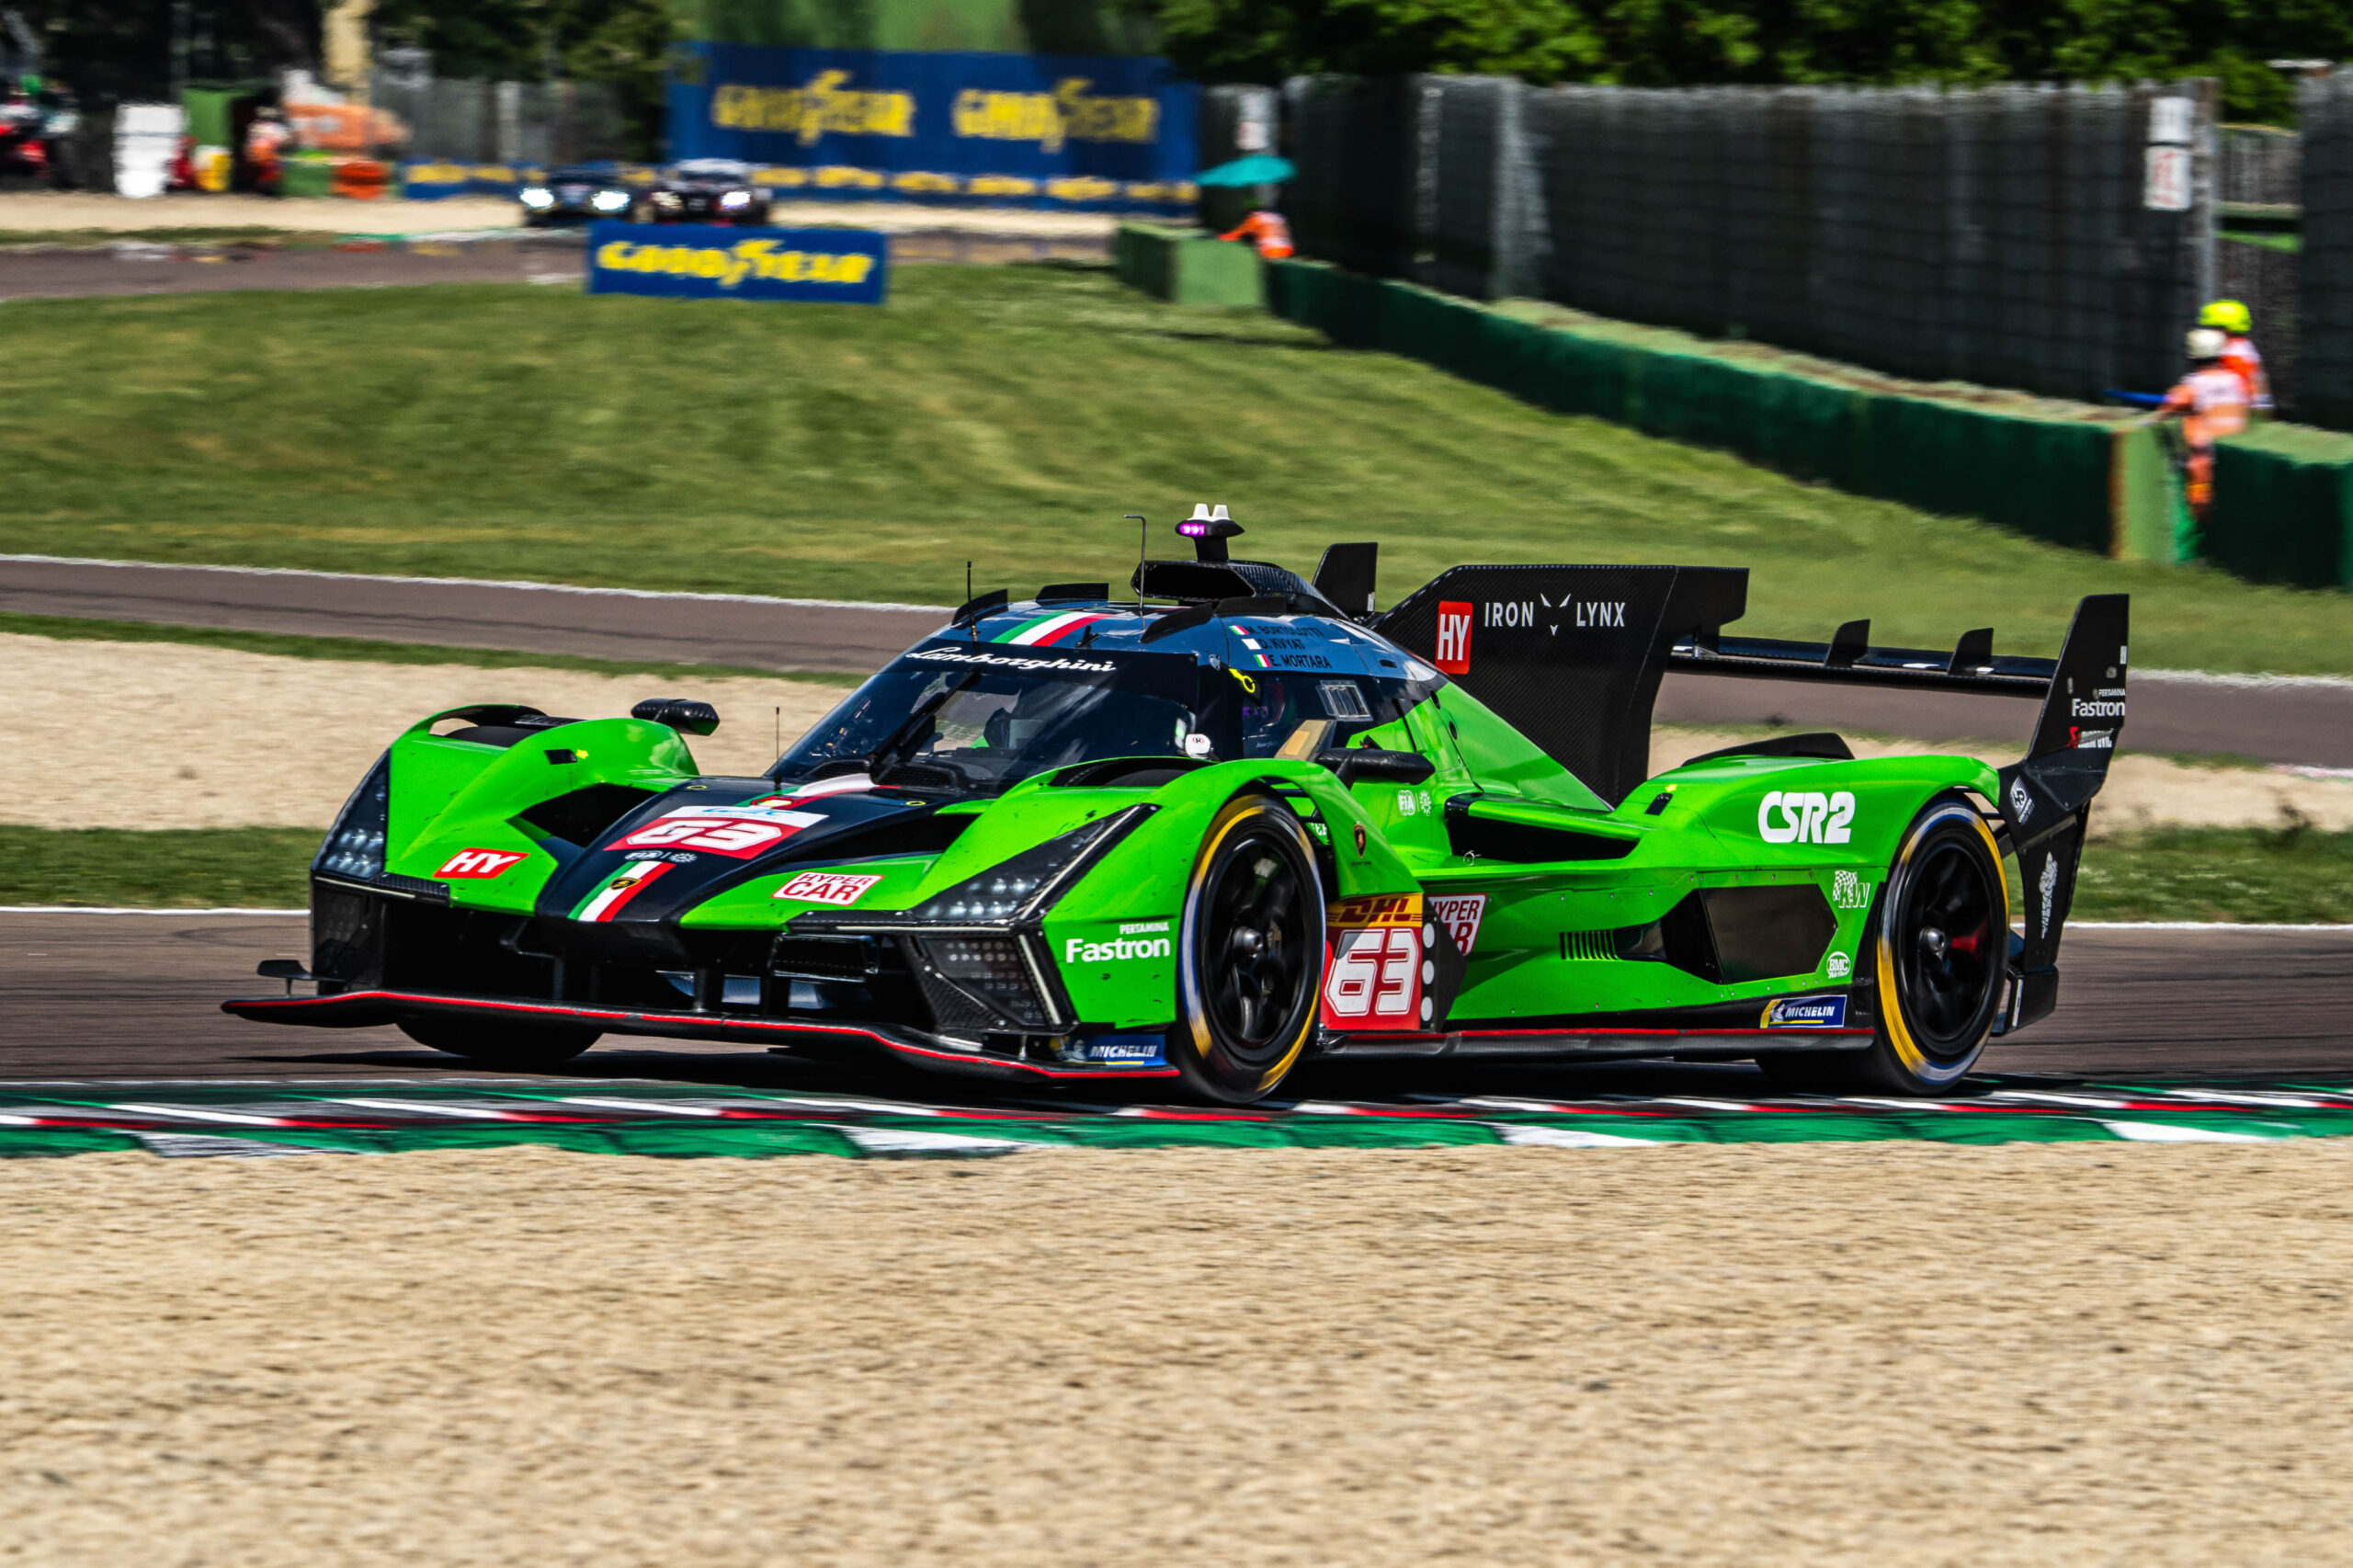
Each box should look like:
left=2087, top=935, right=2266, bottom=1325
left=1893, top=832, right=2000, bottom=1057
left=1196, top=825, right=1314, bottom=1069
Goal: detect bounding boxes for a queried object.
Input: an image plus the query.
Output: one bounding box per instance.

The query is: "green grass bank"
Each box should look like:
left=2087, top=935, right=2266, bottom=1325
left=4, top=824, right=2343, bottom=924
left=1, top=267, right=2347, bottom=672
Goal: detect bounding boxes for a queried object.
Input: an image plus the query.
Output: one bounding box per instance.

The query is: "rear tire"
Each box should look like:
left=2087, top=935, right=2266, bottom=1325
left=397, top=1017, right=600, bottom=1070
left=1757, top=795, right=2007, bottom=1096
left=1170, top=795, right=1325, bottom=1105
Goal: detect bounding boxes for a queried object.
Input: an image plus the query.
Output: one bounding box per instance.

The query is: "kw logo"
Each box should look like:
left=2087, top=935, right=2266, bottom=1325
left=1434, top=600, right=1473, bottom=674
left=1756, top=790, right=1856, bottom=845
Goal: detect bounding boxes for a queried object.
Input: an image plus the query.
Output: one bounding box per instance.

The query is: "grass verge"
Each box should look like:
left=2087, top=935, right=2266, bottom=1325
left=4, top=824, right=2345, bottom=922
left=0, top=827, right=316, bottom=907
left=0, top=267, right=2346, bottom=674
left=0, top=227, right=319, bottom=247
left=0, top=611, right=863, bottom=685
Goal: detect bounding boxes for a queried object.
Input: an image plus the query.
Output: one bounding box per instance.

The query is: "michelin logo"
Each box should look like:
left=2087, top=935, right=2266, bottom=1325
left=1762, top=994, right=1849, bottom=1029
left=1065, top=935, right=1172, bottom=964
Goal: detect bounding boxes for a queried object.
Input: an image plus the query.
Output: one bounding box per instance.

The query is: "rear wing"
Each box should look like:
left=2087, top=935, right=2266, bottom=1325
left=1379, top=563, right=2127, bottom=1030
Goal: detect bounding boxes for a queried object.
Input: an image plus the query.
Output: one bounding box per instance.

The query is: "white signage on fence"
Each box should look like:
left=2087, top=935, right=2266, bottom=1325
left=2149, top=97, right=2195, bottom=146
left=2144, top=145, right=2192, bottom=211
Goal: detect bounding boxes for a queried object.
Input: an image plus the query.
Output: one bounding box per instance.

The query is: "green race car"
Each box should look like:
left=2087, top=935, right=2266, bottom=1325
left=228, top=517, right=2128, bottom=1104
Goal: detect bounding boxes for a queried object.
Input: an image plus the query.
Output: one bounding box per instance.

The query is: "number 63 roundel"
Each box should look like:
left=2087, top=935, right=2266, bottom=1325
left=1321, top=893, right=1431, bottom=1031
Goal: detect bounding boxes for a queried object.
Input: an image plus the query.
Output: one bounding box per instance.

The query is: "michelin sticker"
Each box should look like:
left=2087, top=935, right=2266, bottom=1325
left=1762, top=994, right=1849, bottom=1029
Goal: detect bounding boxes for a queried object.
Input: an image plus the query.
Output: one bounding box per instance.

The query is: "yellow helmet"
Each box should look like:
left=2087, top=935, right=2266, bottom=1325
left=2199, top=299, right=2252, bottom=335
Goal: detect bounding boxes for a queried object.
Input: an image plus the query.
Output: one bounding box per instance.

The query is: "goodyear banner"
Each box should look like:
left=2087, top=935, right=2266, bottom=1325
left=585, top=222, right=888, bottom=304
left=403, top=160, right=658, bottom=201
left=666, top=42, right=1198, bottom=212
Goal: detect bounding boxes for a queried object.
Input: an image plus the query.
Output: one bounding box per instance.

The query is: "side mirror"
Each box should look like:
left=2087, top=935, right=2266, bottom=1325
left=1317, top=746, right=1435, bottom=786
left=631, top=699, right=721, bottom=736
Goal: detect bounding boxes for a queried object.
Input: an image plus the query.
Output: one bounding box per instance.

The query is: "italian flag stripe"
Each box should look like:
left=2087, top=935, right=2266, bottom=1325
left=572, top=860, right=673, bottom=923
left=1000, top=610, right=1106, bottom=646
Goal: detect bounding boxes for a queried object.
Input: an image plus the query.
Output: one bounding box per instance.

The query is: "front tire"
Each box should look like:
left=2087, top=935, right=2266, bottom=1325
left=1759, top=795, right=2007, bottom=1096
left=397, top=1017, right=600, bottom=1070
left=1171, top=795, right=1326, bottom=1105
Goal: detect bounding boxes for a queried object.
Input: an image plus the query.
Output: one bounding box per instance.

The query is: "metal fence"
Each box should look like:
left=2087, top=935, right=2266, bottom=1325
left=2298, top=74, right=2353, bottom=430
left=369, top=75, right=630, bottom=165
left=1284, top=75, right=2218, bottom=405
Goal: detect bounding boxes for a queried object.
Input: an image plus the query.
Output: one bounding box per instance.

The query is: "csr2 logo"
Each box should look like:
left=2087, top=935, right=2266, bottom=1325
left=1756, top=790, right=1856, bottom=845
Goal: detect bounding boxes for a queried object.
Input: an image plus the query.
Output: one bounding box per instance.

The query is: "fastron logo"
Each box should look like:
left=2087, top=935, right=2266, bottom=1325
left=2008, top=778, right=2034, bottom=824
left=1434, top=601, right=1473, bottom=674
left=1757, top=790, right=1855, bottom=845
left=2069, top=697, right=2126, bottom=719
left=1064, top=935, right=1172, bottom=964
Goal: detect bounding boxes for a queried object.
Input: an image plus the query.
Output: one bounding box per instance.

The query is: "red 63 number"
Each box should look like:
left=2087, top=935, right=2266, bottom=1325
left=1322, top=926, right=1421, bottom=1028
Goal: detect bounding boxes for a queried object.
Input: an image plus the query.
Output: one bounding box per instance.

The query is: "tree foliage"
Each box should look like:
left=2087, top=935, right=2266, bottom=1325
left=1151, top=0, right=2353, bottom=122
left=372, top=0, right=677, bottom=153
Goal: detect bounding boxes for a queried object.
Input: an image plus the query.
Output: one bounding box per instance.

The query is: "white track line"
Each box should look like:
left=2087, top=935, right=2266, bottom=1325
left=0, top=905, right=305, bottom=915
left=0, top=552, right=951, bottom=613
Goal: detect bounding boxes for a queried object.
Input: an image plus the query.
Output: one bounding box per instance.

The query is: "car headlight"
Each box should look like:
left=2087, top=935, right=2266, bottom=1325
left=652, top=191, right=680, bottom=207
left=911, top=807, right=1150, bottom=925
left=315, top=755, right=391, bottom=880
left=719, top=189, right=751, bottom=210
left=519, top=187, right=555, bottom=208
left=591, top=190, right=629, bottom=210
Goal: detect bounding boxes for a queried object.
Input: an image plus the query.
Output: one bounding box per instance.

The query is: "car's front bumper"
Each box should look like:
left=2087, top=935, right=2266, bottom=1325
left=221, top=988, right=1177, bottom=1083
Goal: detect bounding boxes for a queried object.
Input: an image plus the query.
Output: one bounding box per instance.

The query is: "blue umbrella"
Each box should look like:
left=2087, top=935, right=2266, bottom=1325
left=1195, top=153, right=1294, bottom=187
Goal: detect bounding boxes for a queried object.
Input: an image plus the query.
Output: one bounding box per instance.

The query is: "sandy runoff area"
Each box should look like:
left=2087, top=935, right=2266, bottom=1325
left=5, top=1139, right=2353, bottom=1563
left=2, top=631, right=2347, bottom=833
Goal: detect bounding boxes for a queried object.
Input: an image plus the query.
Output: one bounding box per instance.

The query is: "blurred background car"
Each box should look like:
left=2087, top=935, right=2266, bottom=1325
left=642, top=158, right=770, bottom=226
left=518, top=163, right=638, bottom=226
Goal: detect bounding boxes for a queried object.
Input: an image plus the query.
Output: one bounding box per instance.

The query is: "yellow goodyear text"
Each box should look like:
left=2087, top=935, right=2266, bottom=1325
left=711, top=71, right=915, bottom=147
left=595, top=238, right=877, bottom=289
left=951, top=77, right=1158, bottom=153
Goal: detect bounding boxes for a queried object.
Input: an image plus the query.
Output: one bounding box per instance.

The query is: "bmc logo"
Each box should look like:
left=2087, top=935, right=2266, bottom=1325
left=1756, top=790, right=1856, bottom=845
left=436, top=848, right=528, bottom=880
left=1434, top=600, right=1473, bottom=675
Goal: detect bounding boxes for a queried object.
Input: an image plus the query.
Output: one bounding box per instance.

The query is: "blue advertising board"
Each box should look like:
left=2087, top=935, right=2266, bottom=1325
left=584, top=222, right=889, bottom=305
left=666, top=42, right=1198, bottom=213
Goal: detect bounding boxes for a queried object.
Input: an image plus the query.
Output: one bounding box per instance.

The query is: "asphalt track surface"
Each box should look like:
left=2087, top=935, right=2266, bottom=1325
left=6, top=554, right=2350, bottom=764
left=0, top=227, right=1109, bottom=303
left=5, top=915, right=2347, bottom=1102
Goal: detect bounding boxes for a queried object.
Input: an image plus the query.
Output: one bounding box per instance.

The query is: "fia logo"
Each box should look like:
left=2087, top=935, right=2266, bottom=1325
left=1434, top=600, right=1472, bottom=675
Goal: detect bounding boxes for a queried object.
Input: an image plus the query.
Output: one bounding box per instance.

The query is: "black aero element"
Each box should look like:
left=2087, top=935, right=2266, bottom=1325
left=794, top=809, right=972, bottom=862
left=1132, top=559, right=1259, bottom=604
left=769, top=934, right=887, bottom=982
left=1317, top=746, right=1435, bottom=785
left=1444, top=796, right=1639, bottom=862
left=519, top=784, right=662, bottom=847
left=1313, top=541, right=1380, bottom=619
left=1039, top=582, right=1110, bottom=602
left=544, top=748, right=579, bottom=765
left=1382, top=563, right=1748, bottom=805
left=1682, top=732, right=1854, bottom=767
left=1826, top=619, right=1870, bottom=667
left=631, top=698, right=722, bottom=736
left=1184, top=517, right=1245, bottom=562
left=437, top=708, right=587, bottom=749
left=1051, top=756, right=1207, bottom=788
left=951, top=588, right=1009, bottom=627
left=1700, top=884, right=1837, bottom=984
left=1140, top=603, right=1215, bottom=644
left=1950, top=627, right=1995, bottom=672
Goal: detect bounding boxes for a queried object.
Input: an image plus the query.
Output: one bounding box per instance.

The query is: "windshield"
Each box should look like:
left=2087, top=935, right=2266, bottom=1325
left=772, top=636, right=1447, bottom=796
left=774, top=644, right=1206, bottom=794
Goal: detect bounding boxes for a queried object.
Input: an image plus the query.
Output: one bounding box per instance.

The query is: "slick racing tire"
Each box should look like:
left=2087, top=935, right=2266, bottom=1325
left=1759, top=794, right=2007, bottom=1096
left=397, top=1017, right=600, bottom=1070
left=1171, top=795, right=1326, bottom=1106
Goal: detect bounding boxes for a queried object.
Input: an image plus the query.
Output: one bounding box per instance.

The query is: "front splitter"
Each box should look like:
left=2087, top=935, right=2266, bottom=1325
left=222, top=989, right=1179, bottom=1084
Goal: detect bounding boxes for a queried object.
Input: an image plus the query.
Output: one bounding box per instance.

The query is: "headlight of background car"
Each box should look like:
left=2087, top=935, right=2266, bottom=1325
left=315, top=755, right=391, bottom=880
left=519, top=187, right=555, bottom=209
left=591, top=190, right=629, bottom=211
left=910, top=807, right=1150, bottom=924
left=652, top=191, right=681, bottom=208
left=719, top=189, right=751, bottom=210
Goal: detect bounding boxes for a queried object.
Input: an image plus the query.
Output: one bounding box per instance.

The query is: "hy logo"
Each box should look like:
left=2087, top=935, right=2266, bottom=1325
left=1434, top=601, right=1473, bottom=674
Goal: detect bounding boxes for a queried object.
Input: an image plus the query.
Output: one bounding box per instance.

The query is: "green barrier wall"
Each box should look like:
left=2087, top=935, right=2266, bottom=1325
left=1113, top=222, right=1264, bottom=309
left=1255, top=257, right=2353, bottom=587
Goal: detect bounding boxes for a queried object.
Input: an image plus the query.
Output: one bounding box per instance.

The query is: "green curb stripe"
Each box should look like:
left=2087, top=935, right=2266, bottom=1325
left=0, top=1081, right=2345, bottom=1160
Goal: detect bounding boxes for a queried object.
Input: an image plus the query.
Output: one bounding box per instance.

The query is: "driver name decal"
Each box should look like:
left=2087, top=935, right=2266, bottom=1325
left=607, top=804, right=825, bottom=859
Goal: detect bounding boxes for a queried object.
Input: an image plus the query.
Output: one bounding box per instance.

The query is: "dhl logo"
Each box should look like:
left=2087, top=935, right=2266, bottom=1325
left=594, top=238, right=877, bottom=288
